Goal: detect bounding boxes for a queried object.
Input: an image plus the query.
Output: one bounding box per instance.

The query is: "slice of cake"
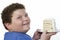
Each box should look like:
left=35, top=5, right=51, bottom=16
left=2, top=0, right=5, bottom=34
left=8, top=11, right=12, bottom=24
left=43, top=18, right=56, bottom=32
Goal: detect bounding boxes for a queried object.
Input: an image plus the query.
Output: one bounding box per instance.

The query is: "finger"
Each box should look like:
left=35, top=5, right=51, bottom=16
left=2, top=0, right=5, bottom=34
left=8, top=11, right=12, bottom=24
left=33, top=29, right=42, bottom=37
left=47, top=32, right=57, bottom=36
left=37, top=29, right=42, bottom=34
left=43, top=30, right=48, bottom=34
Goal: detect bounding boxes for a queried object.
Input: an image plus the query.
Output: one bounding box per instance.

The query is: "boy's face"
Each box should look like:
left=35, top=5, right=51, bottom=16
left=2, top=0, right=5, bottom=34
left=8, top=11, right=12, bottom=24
left=5, top=9, right=30, bottom=33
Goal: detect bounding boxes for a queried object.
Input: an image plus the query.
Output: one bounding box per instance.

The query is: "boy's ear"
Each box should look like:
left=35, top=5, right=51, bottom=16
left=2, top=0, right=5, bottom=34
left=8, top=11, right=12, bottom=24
left=4, top=23, right=11, bottom=29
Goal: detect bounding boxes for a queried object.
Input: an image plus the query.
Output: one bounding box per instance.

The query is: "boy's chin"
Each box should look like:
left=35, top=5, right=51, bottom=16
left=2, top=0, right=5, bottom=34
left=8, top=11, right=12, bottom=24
left=23, top=28, right=30, bottom=33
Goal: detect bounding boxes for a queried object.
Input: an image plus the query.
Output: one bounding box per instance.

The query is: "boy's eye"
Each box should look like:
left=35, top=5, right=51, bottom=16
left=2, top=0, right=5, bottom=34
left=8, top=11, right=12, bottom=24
left=17, top=16, right=22, bottom=19
left=25, top=13, right=28, bottom=17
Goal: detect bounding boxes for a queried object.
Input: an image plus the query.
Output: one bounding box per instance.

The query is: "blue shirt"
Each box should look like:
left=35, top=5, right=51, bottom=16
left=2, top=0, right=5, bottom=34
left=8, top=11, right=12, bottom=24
left=4, top=32, right=32, bottom=40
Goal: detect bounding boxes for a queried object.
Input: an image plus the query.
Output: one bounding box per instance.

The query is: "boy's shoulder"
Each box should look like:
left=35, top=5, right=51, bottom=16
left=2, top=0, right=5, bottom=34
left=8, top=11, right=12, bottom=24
left=4, top=32, right=20, bottom=40
left=4, top=32, right=32, bottom=40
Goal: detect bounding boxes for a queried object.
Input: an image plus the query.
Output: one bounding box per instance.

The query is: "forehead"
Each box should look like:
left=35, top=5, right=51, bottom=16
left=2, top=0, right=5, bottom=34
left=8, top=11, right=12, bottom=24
left=12, top=9, right=26, bottom=16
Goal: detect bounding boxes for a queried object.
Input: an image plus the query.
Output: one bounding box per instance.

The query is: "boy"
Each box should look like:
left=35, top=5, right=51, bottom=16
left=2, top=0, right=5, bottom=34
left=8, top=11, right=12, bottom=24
left=1, top=3, right=56, bottom=40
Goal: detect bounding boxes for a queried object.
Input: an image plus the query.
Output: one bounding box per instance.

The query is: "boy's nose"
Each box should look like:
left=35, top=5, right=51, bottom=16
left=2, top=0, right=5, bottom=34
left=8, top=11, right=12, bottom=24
left=23, top=17, right=29, bottom=21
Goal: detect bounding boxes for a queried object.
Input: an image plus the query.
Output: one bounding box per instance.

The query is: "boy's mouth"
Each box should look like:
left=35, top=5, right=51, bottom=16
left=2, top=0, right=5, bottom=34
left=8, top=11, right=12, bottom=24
left=23, top=22, right=30, bottom=26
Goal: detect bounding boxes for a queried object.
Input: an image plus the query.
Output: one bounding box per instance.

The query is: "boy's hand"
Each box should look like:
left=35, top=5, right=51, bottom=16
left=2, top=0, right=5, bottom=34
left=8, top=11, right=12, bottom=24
left=40, top=32, right=56, bottom=40
left=33, top=29, right=56, bottom=40
left=33, top=29, right=42, bottom=40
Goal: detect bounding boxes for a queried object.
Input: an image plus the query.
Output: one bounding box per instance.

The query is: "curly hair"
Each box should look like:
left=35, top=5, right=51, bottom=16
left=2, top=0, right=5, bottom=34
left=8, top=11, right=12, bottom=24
left=1, top=3, right=25, bottom=30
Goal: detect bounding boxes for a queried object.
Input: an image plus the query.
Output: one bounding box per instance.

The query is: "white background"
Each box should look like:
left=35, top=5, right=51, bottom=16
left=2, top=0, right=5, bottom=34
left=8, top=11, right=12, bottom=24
left=0, top=0, right=60, bottom=40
